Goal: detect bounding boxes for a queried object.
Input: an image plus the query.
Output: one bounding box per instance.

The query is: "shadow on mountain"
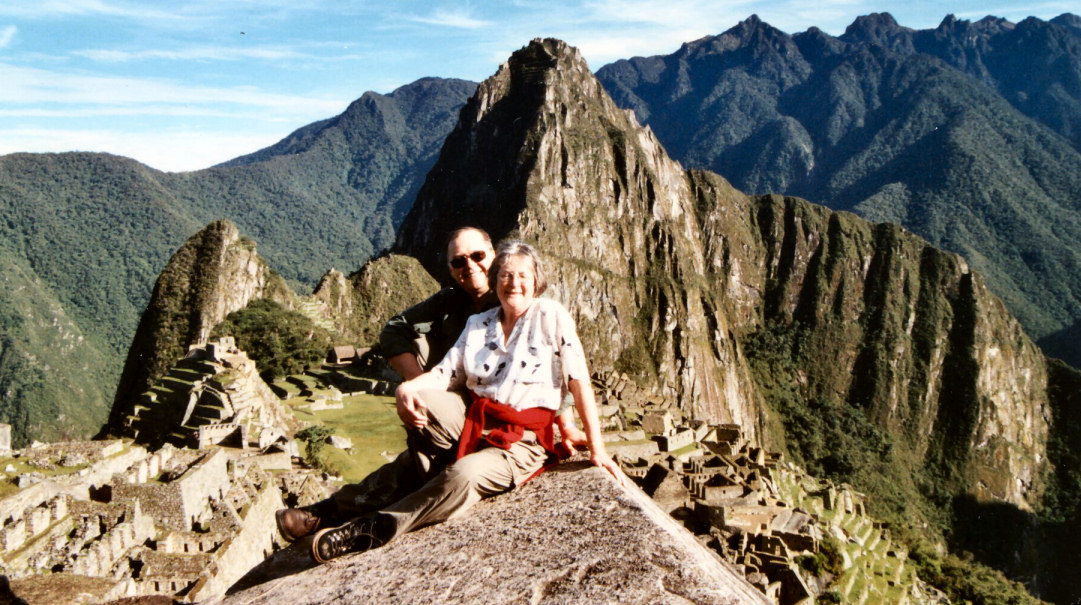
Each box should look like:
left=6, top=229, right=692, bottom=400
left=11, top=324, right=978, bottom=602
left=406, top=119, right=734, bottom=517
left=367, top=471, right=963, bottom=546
left=949, top=494, right=1081, bottom=604
left=948, top=357, right=1081, bottom=603
left=1038, top=321, right=1081, bottom=369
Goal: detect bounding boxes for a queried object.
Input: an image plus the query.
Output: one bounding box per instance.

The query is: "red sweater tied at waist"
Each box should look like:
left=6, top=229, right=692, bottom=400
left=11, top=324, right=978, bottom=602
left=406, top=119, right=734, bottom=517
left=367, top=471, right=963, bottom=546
left=457, top=392, right=567, bottom=461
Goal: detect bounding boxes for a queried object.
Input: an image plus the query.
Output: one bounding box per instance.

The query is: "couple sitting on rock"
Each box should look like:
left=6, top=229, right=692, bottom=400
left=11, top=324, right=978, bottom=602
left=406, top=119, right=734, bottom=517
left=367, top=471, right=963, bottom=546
left=276, top=227, right=622, bottom=563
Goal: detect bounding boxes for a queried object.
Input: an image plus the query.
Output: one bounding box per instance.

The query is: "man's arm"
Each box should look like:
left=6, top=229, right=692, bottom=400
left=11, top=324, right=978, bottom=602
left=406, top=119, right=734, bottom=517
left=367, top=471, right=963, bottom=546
left=378, top=289, right=454, bottom=376
left=387, top=353, right=425, bottom=381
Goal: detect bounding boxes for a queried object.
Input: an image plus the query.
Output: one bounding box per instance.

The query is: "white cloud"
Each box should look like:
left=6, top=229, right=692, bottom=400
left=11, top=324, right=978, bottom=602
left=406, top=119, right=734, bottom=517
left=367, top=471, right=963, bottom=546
left=0, top=0, right=184, bottom=21
left=0, top=127, right=287, bottom=172
left=0, top=62, right=344, bottom=115
left=74, top=45, right=302, bottom=63
left=0, top=25, right=15, bottom=48
left=410, top=9, right=491, bottom=29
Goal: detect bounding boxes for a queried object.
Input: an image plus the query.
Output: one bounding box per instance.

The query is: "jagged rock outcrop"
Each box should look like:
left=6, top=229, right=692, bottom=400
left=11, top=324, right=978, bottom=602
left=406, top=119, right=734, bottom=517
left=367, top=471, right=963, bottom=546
left=106, top=220, right=294, bottom=439
left=393, top=38, right=1060, bottom=513
left=214, top=464, right=770, bottom=605
left=396, top=39, right=765, bottom=437
left=311, top=254, right=439, bottom=346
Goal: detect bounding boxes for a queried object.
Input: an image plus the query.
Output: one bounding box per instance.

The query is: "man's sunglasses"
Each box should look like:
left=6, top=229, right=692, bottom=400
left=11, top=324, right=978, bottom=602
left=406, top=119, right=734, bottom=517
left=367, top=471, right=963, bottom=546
left=449, top=250, right=488, bottom=269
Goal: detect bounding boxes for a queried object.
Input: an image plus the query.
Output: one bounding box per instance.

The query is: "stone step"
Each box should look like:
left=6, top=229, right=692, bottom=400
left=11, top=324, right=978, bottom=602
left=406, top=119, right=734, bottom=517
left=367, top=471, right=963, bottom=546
left=854, top=521, right=875, bottom=546
left=841, top=567, right=859, bottom=597
left=166, top=431, right=190, bottom=444
left=190, top=405, right=227, bottom=421
left=864, top=529, right=881, bottom=551
left=296, top=299, right=336, bottom=331
left=168, top=367, right=207, bottom=382
left=177, top=360, right=218, bottom=376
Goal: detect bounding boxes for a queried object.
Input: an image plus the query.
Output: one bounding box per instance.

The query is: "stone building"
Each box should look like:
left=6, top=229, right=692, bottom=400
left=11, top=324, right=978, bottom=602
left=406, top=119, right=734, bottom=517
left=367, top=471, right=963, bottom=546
left=120, top=339, right=294, bottom=452
left=1, top=438, right=308, bottom=603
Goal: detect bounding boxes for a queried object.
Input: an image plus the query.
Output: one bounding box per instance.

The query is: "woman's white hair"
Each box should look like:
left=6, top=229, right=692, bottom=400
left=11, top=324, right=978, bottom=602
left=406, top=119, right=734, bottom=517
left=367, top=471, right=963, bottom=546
left=488, top=239, right=548, bottom=295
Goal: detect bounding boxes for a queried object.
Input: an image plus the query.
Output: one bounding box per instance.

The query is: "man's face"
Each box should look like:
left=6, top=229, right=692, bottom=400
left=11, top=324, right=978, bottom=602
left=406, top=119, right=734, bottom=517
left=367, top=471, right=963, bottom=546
left=446, top=230, right=494, bottom=298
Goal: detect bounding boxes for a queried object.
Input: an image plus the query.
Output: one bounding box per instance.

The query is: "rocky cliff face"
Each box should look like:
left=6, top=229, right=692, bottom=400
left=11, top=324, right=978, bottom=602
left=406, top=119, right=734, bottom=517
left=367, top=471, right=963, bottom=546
left=106, top=220, right=294, bottom=438
left=396, top=39, right=765, bottom=438
left=394, top=38, right=1060, bottom=512
left=311, top=254, right=440, bottom=347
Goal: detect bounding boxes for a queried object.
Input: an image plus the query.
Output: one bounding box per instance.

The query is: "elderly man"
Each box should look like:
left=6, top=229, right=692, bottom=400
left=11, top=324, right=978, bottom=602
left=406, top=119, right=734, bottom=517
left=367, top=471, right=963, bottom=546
left=381, top=227, right=500, bottom=382
left=277, top=227, right=585, bottom=545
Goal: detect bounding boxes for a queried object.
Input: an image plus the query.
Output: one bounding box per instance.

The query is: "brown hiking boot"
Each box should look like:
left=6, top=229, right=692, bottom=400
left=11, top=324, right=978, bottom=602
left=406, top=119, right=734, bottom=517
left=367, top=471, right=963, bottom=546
left=311, top=514, right=393, bottom=563
left=275, top=508, right=323, bottom=542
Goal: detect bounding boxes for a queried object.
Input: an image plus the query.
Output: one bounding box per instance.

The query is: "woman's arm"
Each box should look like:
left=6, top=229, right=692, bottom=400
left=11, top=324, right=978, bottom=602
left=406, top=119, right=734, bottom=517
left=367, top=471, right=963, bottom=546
left=568, top=378, right=624, bottom=485
left=555, top=410, right=588, bottom=451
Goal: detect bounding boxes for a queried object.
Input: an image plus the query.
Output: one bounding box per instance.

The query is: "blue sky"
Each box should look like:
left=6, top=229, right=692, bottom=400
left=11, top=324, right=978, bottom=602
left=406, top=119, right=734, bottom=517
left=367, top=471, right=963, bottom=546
left=0, top=1, right=1073, bottom=172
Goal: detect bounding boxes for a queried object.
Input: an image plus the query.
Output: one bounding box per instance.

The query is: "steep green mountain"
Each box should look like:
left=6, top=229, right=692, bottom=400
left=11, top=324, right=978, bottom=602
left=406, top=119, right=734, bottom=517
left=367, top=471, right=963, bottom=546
left=309, top=254, right=440, bottom=347
left=0, top=78, right=473, bottom=443
left=106, top=220, right=296, bottom=441
left=595, top=13, right=1081, bottom=367
left=395, top=38, right=1081, bottom=602
left=0, top=252, right=112, bottom=445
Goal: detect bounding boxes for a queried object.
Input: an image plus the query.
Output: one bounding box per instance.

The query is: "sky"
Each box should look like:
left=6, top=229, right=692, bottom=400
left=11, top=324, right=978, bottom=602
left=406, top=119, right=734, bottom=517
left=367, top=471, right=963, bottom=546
left=0, top=1, right=1074, bottom=172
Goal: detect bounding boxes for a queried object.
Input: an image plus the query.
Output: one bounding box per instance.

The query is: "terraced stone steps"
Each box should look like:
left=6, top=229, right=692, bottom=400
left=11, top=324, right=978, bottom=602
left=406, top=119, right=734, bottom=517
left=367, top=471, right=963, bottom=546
left=296, top=298, right=335, bottom=332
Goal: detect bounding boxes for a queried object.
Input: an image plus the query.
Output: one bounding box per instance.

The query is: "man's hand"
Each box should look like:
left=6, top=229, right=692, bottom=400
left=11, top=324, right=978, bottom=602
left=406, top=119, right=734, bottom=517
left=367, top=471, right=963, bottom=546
left=395, top=385, right=429, bottom=429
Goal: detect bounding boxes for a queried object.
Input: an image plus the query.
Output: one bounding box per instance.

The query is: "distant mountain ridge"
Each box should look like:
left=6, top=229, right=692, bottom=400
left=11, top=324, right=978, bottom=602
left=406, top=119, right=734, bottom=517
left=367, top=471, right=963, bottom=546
left=595, top=12, right=1081, bottom=366
left=0, top=77, right=474, bottom=446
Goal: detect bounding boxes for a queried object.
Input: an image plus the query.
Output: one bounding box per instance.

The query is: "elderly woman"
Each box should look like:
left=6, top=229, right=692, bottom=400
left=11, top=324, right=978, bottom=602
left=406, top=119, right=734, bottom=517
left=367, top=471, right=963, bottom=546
left=311, top=240, right=622, bottom=563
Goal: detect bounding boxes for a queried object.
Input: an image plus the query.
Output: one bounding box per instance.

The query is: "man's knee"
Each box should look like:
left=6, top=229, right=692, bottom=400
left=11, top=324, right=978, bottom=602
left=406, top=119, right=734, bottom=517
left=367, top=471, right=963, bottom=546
left=416, top=389, right=466, bottom=416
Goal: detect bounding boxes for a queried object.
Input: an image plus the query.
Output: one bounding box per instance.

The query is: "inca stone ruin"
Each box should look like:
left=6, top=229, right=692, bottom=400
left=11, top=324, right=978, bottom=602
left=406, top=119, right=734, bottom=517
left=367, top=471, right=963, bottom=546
left=0, top=338, right=943, bottom=604
left=0, top=340, right=330, bottom=604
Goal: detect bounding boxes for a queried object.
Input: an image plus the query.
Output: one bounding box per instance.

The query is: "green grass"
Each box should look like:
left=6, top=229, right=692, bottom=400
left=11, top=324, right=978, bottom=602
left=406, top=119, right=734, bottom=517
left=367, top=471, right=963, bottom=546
left=289, top=393, right=407, bottom=482
left=0, top=456, right=93, bottom=498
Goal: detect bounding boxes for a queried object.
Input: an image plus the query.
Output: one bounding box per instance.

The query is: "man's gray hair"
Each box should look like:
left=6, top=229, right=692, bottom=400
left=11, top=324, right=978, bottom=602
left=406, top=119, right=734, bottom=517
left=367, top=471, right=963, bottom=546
left=488, top=239, right=548, bottom=296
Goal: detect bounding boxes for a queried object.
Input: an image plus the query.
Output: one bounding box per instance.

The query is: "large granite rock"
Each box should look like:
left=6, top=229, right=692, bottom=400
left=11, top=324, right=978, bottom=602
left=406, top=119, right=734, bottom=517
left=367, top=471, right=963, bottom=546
left=211, top=462, right=769, bottom=604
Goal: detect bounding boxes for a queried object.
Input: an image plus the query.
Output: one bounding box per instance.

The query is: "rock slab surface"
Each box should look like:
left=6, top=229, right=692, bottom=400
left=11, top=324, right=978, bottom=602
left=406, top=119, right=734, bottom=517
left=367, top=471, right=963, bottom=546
left=211, top=462, right=769, bottom=604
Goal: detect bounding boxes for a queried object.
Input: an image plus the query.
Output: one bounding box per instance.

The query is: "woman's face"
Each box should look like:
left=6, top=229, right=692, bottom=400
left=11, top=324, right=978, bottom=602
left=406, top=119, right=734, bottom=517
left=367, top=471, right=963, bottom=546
left=496, top=254, right=536, bottom=314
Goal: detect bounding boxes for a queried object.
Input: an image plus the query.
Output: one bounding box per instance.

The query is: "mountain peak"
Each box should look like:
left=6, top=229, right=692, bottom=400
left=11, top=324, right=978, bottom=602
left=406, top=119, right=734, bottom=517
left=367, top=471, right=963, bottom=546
left=394, top=37, right=627, bottom=274
left=1051, top=13, right=1081, bottom=30
left=728, top=13, right=788, bottom=42
left=934, top=13, right=1015, bottom=37
left=840, top=12, right=915, bottom=51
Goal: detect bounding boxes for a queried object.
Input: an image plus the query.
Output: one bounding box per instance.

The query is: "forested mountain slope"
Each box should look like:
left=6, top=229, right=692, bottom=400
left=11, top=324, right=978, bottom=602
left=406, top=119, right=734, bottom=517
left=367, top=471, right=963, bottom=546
left=0, top=78, right=473, bottom=445
left=596, top=13, right=1081, bottom=367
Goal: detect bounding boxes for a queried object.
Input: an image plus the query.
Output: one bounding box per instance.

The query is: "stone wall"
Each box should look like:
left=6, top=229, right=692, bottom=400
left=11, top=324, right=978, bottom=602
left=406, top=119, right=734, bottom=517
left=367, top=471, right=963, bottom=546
left=188, top=480, right=285, bottom=601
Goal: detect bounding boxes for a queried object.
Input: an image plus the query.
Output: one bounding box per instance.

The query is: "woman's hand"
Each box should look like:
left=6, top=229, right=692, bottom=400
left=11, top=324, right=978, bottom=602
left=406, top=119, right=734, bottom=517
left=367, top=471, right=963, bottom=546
left=560, top=425, right=588, bottom=452
left=556, top=414, right=588, bottom=453
left=395, top=384, right=429, bottom=429
left=590, top=449, right=625, bottom=486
